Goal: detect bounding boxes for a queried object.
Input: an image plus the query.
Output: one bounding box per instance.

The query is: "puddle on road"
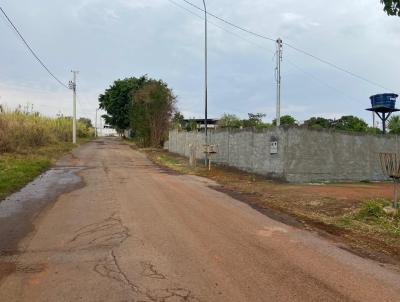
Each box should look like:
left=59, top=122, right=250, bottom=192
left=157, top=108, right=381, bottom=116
left=0, top=166, right=85, bottom=257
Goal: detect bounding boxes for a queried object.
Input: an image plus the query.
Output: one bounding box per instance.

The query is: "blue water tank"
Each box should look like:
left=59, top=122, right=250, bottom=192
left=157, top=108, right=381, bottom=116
left=370, top=93, right=398, bottom=109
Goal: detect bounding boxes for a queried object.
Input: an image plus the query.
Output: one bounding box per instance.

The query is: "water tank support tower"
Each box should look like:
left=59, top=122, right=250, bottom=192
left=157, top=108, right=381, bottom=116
left=366, top=93, right=399, bottom=134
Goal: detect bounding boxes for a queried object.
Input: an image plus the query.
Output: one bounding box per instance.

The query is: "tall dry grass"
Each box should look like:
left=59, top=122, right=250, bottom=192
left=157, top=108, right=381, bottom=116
left=0, top=111, right=93, bottom=153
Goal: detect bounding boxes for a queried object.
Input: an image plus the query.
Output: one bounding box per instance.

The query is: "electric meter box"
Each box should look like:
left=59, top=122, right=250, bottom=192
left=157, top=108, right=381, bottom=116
left=270, top=141, right=278, bottom=154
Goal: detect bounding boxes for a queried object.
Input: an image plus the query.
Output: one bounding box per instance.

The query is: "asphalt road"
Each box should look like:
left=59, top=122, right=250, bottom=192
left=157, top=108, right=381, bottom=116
left=1, top=138, right=400, bottom=301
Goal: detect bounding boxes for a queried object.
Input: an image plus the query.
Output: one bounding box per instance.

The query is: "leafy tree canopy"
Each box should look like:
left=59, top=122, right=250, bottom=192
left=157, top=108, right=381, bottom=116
left=185, top=118, right=199, bottom=132
left=130, top=80, right=176, bottom=147
left=243, top=113, right=266, bottom=128
left=272, top=115, right=297, bottom=126
left=218, top=114, right=242, bottom=128
left=388, top=115, right=400, bottom=134
left=98, top=76, right=148, bottom=132
left=381, top=0, right=400, bottom=16
left=303, top=117, right=333, bottom=129
left=172, top=112, right=185, bottom=129
left=331, top=115, right=368, bottom=132
left=78, top=117, right=93, bottom=128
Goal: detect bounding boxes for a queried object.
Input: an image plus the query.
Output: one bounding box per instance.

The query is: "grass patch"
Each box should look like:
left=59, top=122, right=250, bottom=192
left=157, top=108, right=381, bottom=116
left=157, top=154, right=181, bottom=165
left=0, top=109, right=94, bottom=200
left=351, top=199, right=400, bottom=237
left=0, top=138, right=91, bottom=201
left=0, top=156, right=50, bottom=200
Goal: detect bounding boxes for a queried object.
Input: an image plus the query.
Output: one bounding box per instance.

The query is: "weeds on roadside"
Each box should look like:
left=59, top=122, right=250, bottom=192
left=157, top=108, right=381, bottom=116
left=0, top=111, right=94, bottom=154
left=347, top=199, right=400, bottom=236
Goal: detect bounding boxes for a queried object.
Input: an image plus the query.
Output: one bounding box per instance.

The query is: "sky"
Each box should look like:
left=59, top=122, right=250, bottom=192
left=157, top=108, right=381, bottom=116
left=0, top=0, right=399, bottom=125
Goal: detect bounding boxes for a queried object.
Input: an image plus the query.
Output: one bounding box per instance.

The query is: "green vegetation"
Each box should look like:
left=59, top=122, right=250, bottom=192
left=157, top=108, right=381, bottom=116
left=302, top=115, right=382, bottom=133
left=130, top=80, right=176, bottom=147
left=351, top=199, right=400, bottom=236
left=217, top=113, right=272, bottom=129
left=0, top=111, right=93, bottom=153
left=388, top=115, right=400, bottom=134
left=244, top=113, right=271, bottom=128
left=216, top=113, right=380, bottom=133
left=381, top=0, right=400, bottom=16
left=0, top=141, right=88, bottom=200
left=0, top=155, right=49, bottom=200
left=0, top=110, right=94, bottom=200
left=157, top=154, right=181, bottom=165
left=99, top=76, right=176, bottom=147
left=99, top=76, right=148, bottom=132
left=218, top=114, right=243, bottom=128
left=272, top=115, right=297, bottom=126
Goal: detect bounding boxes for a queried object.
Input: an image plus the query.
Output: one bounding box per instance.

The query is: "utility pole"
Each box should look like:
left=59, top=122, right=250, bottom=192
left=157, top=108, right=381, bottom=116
left=95, top=108, right=99, bottom=138
left=275, top=38, right=283, bottom=127
left=372, top=112, right=376, bottom=129
left=202, top=0, right=208, bottom=166
left=69, top=70, right=79, bottom=144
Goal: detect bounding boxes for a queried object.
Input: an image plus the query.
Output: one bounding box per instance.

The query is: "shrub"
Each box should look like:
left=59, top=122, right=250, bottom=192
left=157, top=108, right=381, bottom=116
left=355, top=199, right=388, bottom=220
left=0, top=111, right=93, bottom=153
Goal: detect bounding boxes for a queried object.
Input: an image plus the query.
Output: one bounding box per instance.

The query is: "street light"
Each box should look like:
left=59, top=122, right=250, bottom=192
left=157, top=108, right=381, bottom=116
left=203, top=0, right=208, bottom=166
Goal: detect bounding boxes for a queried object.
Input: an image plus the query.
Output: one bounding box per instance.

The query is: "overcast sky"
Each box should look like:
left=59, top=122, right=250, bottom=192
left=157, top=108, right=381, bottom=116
left=1, top=0, right=399, bottom=124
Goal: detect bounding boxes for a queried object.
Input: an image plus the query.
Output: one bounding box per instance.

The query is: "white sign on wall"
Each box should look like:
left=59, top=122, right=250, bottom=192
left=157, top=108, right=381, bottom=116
left=270, top=141, right=278, bottom=154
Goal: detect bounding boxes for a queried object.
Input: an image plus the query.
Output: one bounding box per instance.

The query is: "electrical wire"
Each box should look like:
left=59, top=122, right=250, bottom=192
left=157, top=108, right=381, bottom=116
left=167, top=0, right=275, bottom=54
left=168, top=0, right=365, bottom=104
left=283, top=42, right=395, bottom=93
left=177, top=0, right=397, bottom=93
left=284, top=59, right=362, bottom=104
left=180, top=0, right=276, bottom=42
left=0, top=6, right=69, bottom=89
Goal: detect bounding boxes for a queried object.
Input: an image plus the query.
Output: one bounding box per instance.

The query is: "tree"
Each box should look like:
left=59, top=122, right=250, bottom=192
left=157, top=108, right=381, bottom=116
left=331, top=116, right=368, bottom=132
left=218, top=114, right=242, bottom=128
left=171, top=112, right=184, bottom=129
left=388, top=115, right=400, bottom=134
left=130, top=80, right=176, bottom=147
left=366, top=127, right=383, bottom=134
left=302, top=117, right=333, bottom=129
left=98, top=76, right=148, bottom=133
left=185, top=118, right=198, bottom=132
left=381, top=0, right=400, bottom=16
left=78, top=117, right=93, bottom=128
left=242, top=113, right=266, bottom=128
left=272, top=115, right=297, bottom=126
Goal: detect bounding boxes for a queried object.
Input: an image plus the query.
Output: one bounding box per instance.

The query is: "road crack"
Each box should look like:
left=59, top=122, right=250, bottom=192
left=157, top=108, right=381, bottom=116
left=95, top=251, right=200, bottom=302
left=140, top=261, right=166, bottom=279
left=68, top=213, right=129, bottom=250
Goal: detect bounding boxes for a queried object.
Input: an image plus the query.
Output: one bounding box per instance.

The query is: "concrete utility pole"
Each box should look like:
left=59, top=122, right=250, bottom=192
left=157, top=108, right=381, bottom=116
left=275, top=38, right=283, bottom=127
left=95, top=108, right=99, bottom=138
left=69, top=70, right=79, bottom=144
left=203, top=0, right=209, bottom=166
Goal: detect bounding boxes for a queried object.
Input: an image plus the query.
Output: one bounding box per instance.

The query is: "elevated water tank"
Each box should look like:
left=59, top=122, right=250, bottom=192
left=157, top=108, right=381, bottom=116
left=370, top=93, right=398, bottom=109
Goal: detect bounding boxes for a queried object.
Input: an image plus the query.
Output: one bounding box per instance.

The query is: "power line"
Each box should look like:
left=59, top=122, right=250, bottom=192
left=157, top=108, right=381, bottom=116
left=168, top=0, right=366, bottom=103
left=0, top=6, right=68, bottom=89
left=283, top=42, right=395, bottom=93
left=180, top=0, right=275, bottom=42
left=284, top=59, right=362, bottom=104
left=167, top=0, right=274, bottom=54
left=177, top=0, right=397, bottom=93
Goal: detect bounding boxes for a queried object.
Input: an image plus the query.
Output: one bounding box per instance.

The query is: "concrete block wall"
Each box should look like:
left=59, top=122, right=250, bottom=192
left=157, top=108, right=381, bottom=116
left=283, top=128, right=400, bottom=182
left=167, top=128, right=400, bottom=182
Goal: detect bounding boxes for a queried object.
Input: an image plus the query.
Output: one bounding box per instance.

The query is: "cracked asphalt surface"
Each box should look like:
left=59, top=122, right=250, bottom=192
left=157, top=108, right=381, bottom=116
left=1, top=137, right=400, bottom=301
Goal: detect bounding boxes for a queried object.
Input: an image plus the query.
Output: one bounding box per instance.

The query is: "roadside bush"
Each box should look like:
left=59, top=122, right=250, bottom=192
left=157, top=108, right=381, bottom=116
left=355, top=199, right=388, bottom=221
left=353, top=199, right=400, bottom=236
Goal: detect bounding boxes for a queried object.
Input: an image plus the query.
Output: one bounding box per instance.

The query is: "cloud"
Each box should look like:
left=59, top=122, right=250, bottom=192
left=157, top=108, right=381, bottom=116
left=0, top=0, right=399, bottom=125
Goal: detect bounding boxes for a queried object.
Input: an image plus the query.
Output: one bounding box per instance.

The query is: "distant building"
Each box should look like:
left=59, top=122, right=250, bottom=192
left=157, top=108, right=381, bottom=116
left=182, top=118, right=219, bottom=130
